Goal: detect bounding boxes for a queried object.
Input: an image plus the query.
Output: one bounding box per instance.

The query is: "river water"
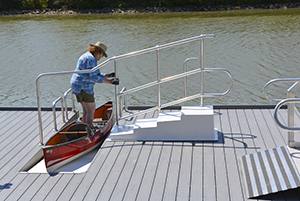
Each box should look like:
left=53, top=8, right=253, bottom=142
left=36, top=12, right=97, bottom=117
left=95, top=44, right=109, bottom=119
left=1, top=9, right=300, bottom=108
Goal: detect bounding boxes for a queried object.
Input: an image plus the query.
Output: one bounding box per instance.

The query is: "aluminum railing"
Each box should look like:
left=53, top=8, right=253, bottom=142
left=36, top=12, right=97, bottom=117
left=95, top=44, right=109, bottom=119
left=51, top=89, right=76, bottom=132
left=116, top=35, right=233, bottom=124
left=36, top=34, right=233, bottom=145
left=52, top=97, right=64, bottom=131
left=264, top=78, right=300, bottom=147
left=117, top=67, right=233, bottom=122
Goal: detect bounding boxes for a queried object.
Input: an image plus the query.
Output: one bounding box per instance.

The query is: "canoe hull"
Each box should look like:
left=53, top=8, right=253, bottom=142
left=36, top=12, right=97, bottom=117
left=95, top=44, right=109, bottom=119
left=42, top=101, right=113, bottom=173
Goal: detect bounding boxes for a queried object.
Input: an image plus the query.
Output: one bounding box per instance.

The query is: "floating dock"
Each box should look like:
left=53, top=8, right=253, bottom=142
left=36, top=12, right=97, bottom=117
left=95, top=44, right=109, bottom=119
left=3, top=34, right=300, bottom=200
left=1, top=105, right=300, bottom=201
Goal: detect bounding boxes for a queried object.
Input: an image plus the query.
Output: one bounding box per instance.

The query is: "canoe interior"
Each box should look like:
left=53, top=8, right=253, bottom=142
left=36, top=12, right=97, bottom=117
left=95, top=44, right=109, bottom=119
left=45, top=101, right=113, bottom=146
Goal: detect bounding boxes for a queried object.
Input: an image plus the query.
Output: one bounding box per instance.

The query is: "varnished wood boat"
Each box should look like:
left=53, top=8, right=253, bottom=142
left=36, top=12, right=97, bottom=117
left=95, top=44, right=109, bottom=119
left=42, top=101, right=114, bottom=173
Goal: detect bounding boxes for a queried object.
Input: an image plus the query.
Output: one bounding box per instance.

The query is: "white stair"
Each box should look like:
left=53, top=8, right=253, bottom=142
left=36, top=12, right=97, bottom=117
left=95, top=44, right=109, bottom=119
left=109, top=106, right=218, bottom=141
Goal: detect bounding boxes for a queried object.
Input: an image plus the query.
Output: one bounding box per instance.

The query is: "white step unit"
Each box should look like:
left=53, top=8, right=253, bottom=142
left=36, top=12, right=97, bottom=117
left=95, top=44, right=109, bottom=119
left=109, top=106, right=218, bottom=141
left=179, top=106, right=217, bottom=141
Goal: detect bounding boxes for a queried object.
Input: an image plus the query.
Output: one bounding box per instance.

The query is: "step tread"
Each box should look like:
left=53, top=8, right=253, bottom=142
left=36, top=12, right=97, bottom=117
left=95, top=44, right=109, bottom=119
left=182, top=106, right=213, bottom=115
left=158, top=111, right=182, bottom=122
left=135, top=118, right=157, bottom=128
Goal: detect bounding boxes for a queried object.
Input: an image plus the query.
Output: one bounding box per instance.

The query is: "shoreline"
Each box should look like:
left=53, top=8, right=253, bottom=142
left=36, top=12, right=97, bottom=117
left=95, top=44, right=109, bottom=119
left=1, top=3, right=300, bottom=16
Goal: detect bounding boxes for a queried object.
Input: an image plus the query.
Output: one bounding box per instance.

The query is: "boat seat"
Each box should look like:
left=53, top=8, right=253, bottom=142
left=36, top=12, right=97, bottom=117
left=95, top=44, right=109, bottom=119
left=67, top=123, right=88, bottom=132
left=61, top=123, right=90, bottom=140
left=102, top=108, right=112, bottom=120
left=93, top=120, right=108, bottom=124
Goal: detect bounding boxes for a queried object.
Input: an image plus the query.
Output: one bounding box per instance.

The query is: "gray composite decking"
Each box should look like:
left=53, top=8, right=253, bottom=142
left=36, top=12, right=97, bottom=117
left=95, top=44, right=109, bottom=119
left=1, top=105, right=300, bottom=201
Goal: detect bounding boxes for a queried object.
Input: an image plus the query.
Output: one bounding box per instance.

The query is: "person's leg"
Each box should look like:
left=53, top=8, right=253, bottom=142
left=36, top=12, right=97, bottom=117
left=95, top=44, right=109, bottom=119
left=81, top=101, right=96, bottom=126
left=80, top=102, right=87, bottom=123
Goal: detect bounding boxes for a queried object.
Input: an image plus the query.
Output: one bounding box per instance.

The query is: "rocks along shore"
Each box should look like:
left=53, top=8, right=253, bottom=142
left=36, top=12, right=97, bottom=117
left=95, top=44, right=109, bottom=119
left=1, top=3, right=300, bottom=15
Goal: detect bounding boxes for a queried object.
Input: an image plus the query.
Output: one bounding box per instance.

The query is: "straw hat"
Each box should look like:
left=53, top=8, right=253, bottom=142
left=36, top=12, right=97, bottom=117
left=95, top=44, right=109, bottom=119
left=90, top=42, right=107, bottom=57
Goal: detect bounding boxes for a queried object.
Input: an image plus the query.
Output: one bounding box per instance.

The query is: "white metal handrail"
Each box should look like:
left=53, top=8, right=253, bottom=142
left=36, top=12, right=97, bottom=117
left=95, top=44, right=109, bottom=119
left=264, top=78, right=300, bottom=102
left=274, top=98, right=300, bottom=131
left=117, top=67, right=233, bottom=121
left=115, top=35, right=234, bottom=124
left=52, top=97, right=64, bottom=131
left=36, top=34, right=218, bottom=145
left=113, top=34, right=216, bottom=123
left=264, top=78, right=300, bottom=147
left=63, top=88, right=76, bottom=120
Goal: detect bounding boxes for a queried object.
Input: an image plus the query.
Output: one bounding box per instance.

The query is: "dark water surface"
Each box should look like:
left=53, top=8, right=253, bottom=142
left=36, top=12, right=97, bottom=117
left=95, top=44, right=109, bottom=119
left=1, top=9, right=300, bottom=108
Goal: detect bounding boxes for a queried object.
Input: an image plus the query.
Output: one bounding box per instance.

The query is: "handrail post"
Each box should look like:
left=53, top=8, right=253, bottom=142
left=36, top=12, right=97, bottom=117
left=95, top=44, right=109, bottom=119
left=288, top=86, right=295, bottom=146
left=183, top=57, right=202, bottom=106
left=268, top=80, right=300, bottom=147
left=200, top=38, right=204, bottom=106
left=114, top=58, right=119, bottom=126
left=184, top=61, right=187, bottom=105
left=52, top=97, right=64, bottom=131
left=36, top=76, right=43, bottom=145
left=63, top=88, right=75, bottom=121
left=287, top=82, right=300, bottom=146
left=119, top=87, right=126, bottom=118
left=157, top=46, right=161, bottom=113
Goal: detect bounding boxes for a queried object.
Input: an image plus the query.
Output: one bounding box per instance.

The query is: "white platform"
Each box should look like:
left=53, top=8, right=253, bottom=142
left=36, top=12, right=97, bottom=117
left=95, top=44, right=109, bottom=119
left=109, top=106, right=218, bottom=141
left=27, top=149, right=98, bottom=173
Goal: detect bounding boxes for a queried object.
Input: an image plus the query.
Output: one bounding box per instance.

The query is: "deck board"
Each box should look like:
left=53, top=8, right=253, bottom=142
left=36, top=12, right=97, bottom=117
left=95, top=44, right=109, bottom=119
left=0, top=111, right=39, bottom=161
left=44, top=173, right=74, bottom=201
left=0, top=111, right=55, bottom=174
left=203, top=141, right=215, bottom=200
left=135, top=141, right=163, bottom=201
left=70, top=141, right=119, bottom=201
left=213, top=109, right=230, bottom=201
left=109, top=141, right=144, bottom=201
left=162, top=142, right=182, bottom=201
left=189, top=142, right=203, bottom=201
left=56, top=174, right=85, bottom=201
left=0, top=110, right=69, bottom=201
left=0, top=111, right=19, bottom=129
left=0, top=110, right=29, bottom=137
left=122, top=141, right=153, bottom=201
left=30, top=173, right=63, bottom=201
left=91, top=141, right=134, bottom=201
left=221, top=109, right=245, bottom=201
left=19, top=173, right=50, bottom=201
left=2, top=106, right=300, bottom=201
left=176, top=142, right=193, bottom=201
left=149, top=142, right=173, bottom=201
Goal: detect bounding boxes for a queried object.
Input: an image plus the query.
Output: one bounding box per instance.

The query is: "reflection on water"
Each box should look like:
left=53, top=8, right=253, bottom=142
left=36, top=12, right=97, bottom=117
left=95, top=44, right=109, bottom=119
left=1, top=9, right=300, bottom=108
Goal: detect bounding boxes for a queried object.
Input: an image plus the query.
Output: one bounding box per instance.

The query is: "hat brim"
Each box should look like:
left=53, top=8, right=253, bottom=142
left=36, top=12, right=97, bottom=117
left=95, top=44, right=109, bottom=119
left=90, top=44, right=107, bottom=57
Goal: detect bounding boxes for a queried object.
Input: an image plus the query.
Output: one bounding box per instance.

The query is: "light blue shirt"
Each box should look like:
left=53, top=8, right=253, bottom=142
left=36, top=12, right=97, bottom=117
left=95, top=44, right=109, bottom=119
left=70, top=52, right=105, bottom=95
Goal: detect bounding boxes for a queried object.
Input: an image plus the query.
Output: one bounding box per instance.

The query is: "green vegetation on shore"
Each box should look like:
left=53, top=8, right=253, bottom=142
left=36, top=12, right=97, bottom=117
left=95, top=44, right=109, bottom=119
left=1, top=0, right=299, bottom=11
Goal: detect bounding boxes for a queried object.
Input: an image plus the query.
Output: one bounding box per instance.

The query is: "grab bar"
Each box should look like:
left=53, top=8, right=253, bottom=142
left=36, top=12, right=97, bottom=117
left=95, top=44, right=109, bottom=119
left=274, top=98, right=300, bottom=131
left=52, top=97, right=64, bottom=132
left=63, top=88, right=76, bottom=121
left=264, top=78, right=300, bottom=147
left=264, top=78, right=300, bottom=102
left=183, top=57, right=233, bottom=105
left=184, top=58, right=201, bottom=105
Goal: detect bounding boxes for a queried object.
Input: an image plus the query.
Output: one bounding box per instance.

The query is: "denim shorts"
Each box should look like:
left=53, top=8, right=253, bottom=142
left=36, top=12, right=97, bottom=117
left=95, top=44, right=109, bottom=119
left=76, top=90, right=95, bottom=103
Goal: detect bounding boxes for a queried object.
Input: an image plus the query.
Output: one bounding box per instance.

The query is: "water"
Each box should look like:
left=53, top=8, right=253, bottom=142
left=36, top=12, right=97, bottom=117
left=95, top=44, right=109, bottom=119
left=1, top=9, right=300, bottom=108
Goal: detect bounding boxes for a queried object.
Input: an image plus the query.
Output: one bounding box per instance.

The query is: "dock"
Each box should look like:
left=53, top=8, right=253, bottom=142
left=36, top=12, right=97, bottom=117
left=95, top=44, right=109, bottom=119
left=1, top=105, right=300, bottom=201
left=3, top=34, right=300, bottom=200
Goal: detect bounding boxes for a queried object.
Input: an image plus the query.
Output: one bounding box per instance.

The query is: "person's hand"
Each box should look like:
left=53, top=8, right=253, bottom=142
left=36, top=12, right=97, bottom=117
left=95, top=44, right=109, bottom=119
left=110, top=78, right=119, bottom=85
left=106, top=72, right=115, bottom=78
